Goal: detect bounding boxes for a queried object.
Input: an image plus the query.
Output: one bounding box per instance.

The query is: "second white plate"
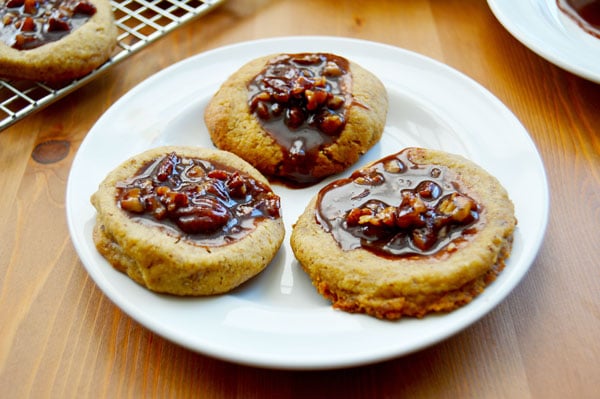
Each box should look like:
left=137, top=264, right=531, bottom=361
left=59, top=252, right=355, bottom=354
left=488, top=0, right=600, bottom=83
left=66, top=36, right=549, bottom=370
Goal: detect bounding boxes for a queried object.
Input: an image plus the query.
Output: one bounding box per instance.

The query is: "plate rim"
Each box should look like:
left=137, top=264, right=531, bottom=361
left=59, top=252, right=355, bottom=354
left=66, top=35, right=549, bottom=369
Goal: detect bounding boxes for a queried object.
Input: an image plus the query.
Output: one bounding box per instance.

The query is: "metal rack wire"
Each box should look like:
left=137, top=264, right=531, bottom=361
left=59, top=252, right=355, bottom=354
left=0, top=0, right=224, bottom=131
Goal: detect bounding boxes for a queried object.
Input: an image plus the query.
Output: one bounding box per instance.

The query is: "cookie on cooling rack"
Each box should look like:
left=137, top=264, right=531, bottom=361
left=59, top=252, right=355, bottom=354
left=91, top=146, right=285, bottom=296
left=291, top=147, right=517, bottom=320
left=205, top=52, right=388, bottom=186
left=0, top=0, right=118, bottom=82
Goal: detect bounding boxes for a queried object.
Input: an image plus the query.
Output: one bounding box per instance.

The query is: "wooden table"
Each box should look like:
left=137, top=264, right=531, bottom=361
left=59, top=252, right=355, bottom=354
left=1, top=0, right=599, bottom=397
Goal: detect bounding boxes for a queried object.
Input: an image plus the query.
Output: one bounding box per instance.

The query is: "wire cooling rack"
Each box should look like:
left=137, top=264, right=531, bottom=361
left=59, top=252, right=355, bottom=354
left=0, top=0, right=224, bottom=131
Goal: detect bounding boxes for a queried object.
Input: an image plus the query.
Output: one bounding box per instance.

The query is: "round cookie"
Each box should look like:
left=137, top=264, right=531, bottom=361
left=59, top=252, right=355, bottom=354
left=204, top=52, right=388, bottom=186
left=91, top=146, right=285, bottom=296
left=0, top=0, right=117, bottom=82
left=291, top=147, right=517, bottom=320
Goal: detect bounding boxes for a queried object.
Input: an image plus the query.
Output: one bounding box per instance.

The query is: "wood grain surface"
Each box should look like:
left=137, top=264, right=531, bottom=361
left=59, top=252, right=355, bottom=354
left=1, top=0, right=599, bottom=398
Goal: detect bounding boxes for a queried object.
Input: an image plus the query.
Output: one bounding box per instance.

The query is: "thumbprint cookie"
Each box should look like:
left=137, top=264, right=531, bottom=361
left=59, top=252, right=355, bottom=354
left=0, top=0, right=117, bottom=82
left=291, top=147, right=517, bottom=319
left=204, top=52, right=388, bottom=186
left=91, top=146, right=285, bottom=296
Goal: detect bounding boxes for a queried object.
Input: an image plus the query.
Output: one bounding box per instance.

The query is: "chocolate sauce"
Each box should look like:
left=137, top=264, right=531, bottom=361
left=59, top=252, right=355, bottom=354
left=316, top=150, right=481, bottom=258
left=116, top=152, right=281, bottom=247
left=247, top=53, right=353, bottom=185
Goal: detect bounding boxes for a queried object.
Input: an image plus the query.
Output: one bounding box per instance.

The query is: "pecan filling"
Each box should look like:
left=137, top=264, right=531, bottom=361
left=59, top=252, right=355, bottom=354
left=116, top=152, right=281, bottom=246
left=316, top=150, right=481, bottom=258
left=0, top=0, right=97, bottom=50
left=247, top=53, right=353, bottom=185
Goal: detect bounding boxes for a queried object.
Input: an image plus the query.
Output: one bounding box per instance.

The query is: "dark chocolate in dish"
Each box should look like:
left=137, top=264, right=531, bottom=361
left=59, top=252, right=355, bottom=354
left=316, top=149, right=481, bottom=258
left=557, top=0, right=600, bottom=38
left=116, top=152, right=281, bottom=246
left=247, top=53, right=353, bottom=185
left=0, top=0, right=97, bottom=50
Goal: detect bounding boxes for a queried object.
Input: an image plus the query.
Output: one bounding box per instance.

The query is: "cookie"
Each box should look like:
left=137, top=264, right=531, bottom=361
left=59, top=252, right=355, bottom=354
left=204, top=52, right=388, bottom=186
left=0, top=0, right=117, bottom=82
left=291, top=147, right=517, bottom=319
left=91, top=146, right=285, bottom=296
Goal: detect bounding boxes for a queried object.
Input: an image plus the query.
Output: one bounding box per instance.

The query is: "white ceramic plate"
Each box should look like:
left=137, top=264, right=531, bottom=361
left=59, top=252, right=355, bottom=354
left=66, top=36, right=548, bottom=370
left=487, top=0, right=600, bottom=83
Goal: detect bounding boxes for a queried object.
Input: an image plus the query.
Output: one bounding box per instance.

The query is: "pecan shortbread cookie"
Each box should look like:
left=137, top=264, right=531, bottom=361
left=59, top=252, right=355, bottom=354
left=91, top=146, right=285, bottom=296
left=0, top=0, right=117, bottom=82
left=291, top=148, right=517, bottom=319
left=205, top=53, right=388, bottom=186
